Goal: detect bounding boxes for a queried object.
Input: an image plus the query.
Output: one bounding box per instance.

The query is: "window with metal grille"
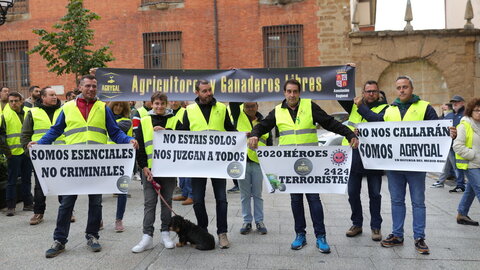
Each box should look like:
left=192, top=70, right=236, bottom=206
left=0, top=41, right=30, bottom=95
left=141, top=0, right=184, bottom=6
left=263, top=25, right=303, bottom=68
left=143, top=32, right=182, bottom=69
left=9, top=0, right=28, bottom=15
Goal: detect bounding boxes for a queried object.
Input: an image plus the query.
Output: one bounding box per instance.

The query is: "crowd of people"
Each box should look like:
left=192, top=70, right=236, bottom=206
left=0, top=72, right=479, bottom=259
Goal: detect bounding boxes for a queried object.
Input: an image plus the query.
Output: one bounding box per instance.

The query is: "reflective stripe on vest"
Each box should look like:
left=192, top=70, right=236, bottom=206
left=455, top=120, right=473, bottom=170
left=107, top=117, right=133, bottom=144
left=383, top=100, right=429, bottom=122
left=4, top=106, right=30, bottom=155
left=275, top=99, right=318, bottom=146
left=236, top=104, right=269, bottom=163
left=341, top=103, right=388, bottom=145
left=63, top=100, right=107, bottom=144
left=186, top=102, right=227, bottom=131
left=31, top=107, right=65, bottom=144
left=141, top=115, right=178, bottom=168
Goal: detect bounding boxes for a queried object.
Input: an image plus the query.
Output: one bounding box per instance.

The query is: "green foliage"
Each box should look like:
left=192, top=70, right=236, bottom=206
left=29, top=0, right=114, bottom=77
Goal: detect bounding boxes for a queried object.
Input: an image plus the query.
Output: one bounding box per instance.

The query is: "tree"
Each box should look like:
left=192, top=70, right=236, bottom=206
left=29, top=0, right=114, bottom=79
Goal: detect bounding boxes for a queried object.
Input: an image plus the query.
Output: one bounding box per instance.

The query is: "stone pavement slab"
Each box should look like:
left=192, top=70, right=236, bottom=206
left=0, top=175, right=479, bottom=270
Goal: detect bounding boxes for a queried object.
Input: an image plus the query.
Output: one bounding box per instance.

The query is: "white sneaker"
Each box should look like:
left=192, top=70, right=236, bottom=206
left=161, top=231, right=175, bottom=249
left=131, top=234, right=154, bottom=253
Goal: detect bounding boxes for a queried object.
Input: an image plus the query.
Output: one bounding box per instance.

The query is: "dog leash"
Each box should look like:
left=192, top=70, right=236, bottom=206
left=150, top=180, right=179, bottom=216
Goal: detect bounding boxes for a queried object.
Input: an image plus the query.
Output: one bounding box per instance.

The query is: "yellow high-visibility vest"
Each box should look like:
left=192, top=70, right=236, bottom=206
left=275, top=99, right=317, bottom=146
left=186, top=102, right=227, bottom=131
left=236, top=104, right=269, bottom=163
left=455, top=120, right=473, bottom=170
left=4, top=106, right=30, bottom=155
left=341, top=103, right=388, bottom=145
left=31, top=107, right=65, bottom=144
left=141, top=115, right=178, bottom=168
left=62, top=101, right=107, bottom=144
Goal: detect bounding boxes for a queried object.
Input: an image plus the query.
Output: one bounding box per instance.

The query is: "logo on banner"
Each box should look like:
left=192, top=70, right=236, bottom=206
left=294, top=158, right=313, bottom=175
left=101, top=72, right=122, bottom=97
left=336, top=72, right=348, bottom=88
left=116, top=175, right=131, bottom=193
left=331, top=149, right=348, bottom=166
left=227, top=162, right=244, bottom=178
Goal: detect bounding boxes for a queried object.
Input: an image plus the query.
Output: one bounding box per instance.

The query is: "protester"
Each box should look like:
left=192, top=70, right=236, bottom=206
left=29, top=74, right=138, bottom=258
left=359, top=75, right=438, bottom=254
left=0, top=86, right=10, bottom=113
left=0, top=92, right=33, bottom=216
left=179, top=79, right=236, bottom=249
left=448, top=95, right=467, bottom=193
left=23, top=85, right=41, bottom=108
left=21, top=87, right=65, bottom=225
left=230, top=102, right=271, bottom=235
left=65, top=91, right=76, bottom=102
left=453, top=98, right=480, bottom=226
left=132, top=92, right=181, bottom=252
left=107, top=101, right=133, bottom=232
left=249, top=79, right=358, bottom=253
left=339, top=80, right=387, bottom=241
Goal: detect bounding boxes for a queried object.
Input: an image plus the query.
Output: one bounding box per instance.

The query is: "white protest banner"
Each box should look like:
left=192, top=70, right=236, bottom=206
left=257, top=146, right=352, bottom=194
left=356, top=120, right=452, bottom=172
left=152, top=130, right=247, bottom=179
left=30, top=144, right=135, bottom=195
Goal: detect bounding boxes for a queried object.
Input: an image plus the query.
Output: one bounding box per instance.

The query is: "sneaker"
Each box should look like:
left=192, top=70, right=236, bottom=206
left=430, top=182, right=444, bottom=188
left=70, top=214, right=76, bottom=223
left=30, top=214, right=44, bottom=225
left=380, top=234, right=404, bottom=247
left=181, top=197, right=193, bottom=205
left=371, top=229, right=382, bottom=241
left=414, top=238, right=430, bottom=254
left=218, top=233, right=230, bottom=249
left=346, top=225, right=362, bottom=237
left=227, top=186, right=240, bottom=193
left=132, top=234, right=154, bottom=253
left=99, top=220, right=104, bottom=230
left=161, top=231, right=175, bottom=249
left=240, top=223, right=252, bottom=235
left=6, top=208, right=15, bottom=216
left=172, top=195, right=187, bottom=201
left=457, top=214, right=480, bottom=226
left=133, top=172, right=141, bottom=181
left=256, top=222, right=268, bottom=235
left=115, top=219, right=125, bottom=232
left=23, top=205, right=34, bottom=211
left=86, top=235, right=102, bottom=252
left=316, top=235, right=331, bottom=253
left=449, top=186, right=465, bottom=193
left=291, top=233, right=307, bottom=250
left=45, top=240, right=65, bottom=258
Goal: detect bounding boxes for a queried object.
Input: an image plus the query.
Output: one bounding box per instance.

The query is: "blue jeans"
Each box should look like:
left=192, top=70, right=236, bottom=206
left=290, top=193, right=325, bottom=236
left=455, top=164, right=466, bottom=189
left=191, top=178, right=228, bottom=234
left=116, top=194, right=127, bottom=220
left=238, top=162, right=264, bottom=223
left=179, top=177, right=193, bottom=198
left=457, top=168, right=480, bottom=216
left=53, top=194, right=102, bottom=244
left=348, top=171, right=383, bottom=229
left=6, top=154, right=33, bottom=208
left=387, top=171, right=426, bottom=239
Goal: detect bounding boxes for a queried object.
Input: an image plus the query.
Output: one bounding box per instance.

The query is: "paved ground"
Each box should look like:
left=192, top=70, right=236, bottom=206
left=0, top=174, right=479, bottom=270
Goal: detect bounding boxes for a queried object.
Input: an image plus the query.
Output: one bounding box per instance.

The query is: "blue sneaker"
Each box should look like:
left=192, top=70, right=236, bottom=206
left=316, top=235, right=331, bottom=253
left=291, top=233, right=307, bottom=250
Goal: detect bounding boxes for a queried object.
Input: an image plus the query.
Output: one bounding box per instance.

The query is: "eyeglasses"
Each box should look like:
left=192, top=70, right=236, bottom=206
left=364, top=90, right=379, bottom=94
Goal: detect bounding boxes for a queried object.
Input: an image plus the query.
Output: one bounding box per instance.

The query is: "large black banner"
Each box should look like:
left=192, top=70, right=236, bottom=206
left=96, top=66, right=355, bottom=102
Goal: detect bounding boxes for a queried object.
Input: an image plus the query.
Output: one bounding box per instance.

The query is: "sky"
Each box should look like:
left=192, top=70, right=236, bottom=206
left=375, top=0, right=446, bottom=31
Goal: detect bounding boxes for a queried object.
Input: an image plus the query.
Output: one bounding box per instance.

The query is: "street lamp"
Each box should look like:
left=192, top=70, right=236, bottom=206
left=0, top=0, right=15, bottom=26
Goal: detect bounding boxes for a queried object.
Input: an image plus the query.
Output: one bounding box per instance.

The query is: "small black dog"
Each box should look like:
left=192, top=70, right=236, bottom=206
left=169, top=215, right=215, bottom=250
